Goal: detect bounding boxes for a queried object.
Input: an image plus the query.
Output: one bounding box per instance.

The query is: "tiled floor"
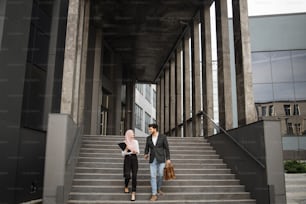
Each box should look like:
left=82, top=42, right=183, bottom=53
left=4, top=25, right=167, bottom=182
left=285, top=173, right=306, bottom=204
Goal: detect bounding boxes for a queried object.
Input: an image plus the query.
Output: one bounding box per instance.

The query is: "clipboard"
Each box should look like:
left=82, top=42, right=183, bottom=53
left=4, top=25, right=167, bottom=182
left=118, top=142, right=131, bottom=152
left=118, top=142, right=126, bottom=151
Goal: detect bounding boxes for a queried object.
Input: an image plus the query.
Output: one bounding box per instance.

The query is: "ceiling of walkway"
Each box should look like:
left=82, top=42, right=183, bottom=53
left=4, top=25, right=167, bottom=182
left=93, top=0, right=212, bottom=83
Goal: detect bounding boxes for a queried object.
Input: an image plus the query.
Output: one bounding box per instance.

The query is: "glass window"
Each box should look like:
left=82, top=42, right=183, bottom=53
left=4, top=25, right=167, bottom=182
left=270, top=51, right=293, bottom=83
left=273, top=83, right=295, bottom=101
left=145, top=84, right=151, bottom=103
left=253, top=84, right=273, bottom=102
left=22, top=0, right=53, bottom=131
left=135, top=104, right=143, bottom=130
left=252, top=52, right=272, bottom=84
left=32, top=30, right=50, bottom=70
left=252, top=50, right=306, bottom=132
left=294, top=82, right=306, bottom=100
left=269, top=105, right=274, bottom=116
left=295, top=123, right=301, bottom=135
left=293, top=104, right=300, bottom=116
left=136, top=84, right=143, bottom=95
left=292, top=50, right=306, bottom=82
left=284, top=105, right=291, bottom=116
left=152, top=118, right=156, bottom=124
left=261, top=106, right=267, bottom=117
left=252, top=50, right=306, bottom=103
left=153, top=89, right=156, bottom=109
left=287, top=122, right=293, bottom=135
left=145, top=112, right=151, bottom=134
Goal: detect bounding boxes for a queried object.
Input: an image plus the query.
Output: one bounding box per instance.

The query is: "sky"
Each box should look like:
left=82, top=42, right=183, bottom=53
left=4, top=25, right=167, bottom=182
left=229, top=0, right=306, bottom=16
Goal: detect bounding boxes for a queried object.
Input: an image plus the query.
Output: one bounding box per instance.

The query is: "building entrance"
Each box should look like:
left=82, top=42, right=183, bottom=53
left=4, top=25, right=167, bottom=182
left=100, top=107, right=108, bottom=135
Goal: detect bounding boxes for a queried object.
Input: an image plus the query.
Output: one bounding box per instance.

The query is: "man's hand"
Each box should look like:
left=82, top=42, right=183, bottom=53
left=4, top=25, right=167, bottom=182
left=144, top=154, right=149, bottom=160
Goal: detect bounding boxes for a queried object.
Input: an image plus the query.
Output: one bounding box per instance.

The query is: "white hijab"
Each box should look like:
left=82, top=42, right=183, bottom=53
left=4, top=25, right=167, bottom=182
left=124, top=129, right=137, bottom=152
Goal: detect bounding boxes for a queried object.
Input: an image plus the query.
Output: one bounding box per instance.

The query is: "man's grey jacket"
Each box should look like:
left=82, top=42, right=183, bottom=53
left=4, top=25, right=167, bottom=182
left=144, top=134, right=170, bottom=163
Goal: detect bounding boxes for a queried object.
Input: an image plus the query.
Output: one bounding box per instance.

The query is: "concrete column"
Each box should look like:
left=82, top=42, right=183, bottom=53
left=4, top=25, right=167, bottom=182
left=156, top=80, right=161, bottom=127
left=43, top=0, right=65, bottom=129
left=160, top=75, right=165, bottom=133
left=183, top=35, right=192, bottom=137
left=232, top=0, right=257, bottom=126
left=215, top=0, right=233, bottom=130
left=72, top=0, right=85, bottom=124
left=60, top=0, right=81, bottom=118
left=164, top=65, right=170, bottom=134
left=176, top=47, right=183, bottom=137
left=200, top=5, right=214, bottom=136
left=125, top=82, right=135, bottom=130
left=107, top=54, right=123, bottom=135
left=90, top=30, right=102, bottom=135
left=170, top=58, right=176, bottom=136
left=182, top=39, right=187, bottom=138
left=82, top=23, right=95, bottom=135
left=191, top=18, right=202, bottom=137
left=78, top=0, right=90, bottom=127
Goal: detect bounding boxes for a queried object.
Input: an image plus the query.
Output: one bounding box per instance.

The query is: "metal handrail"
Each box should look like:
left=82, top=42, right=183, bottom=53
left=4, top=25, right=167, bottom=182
left=201, top=110, right=266, bottom=169
left=66, top=124, right=81, bottom=165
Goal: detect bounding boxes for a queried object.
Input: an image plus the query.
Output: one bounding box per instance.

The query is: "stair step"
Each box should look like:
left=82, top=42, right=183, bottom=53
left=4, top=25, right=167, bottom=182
left=69, top=135, right=255, bottom=203
left=76, top=162, right=227, bottom=169
left=69, top=192, right=251, bottom=200
left=82, top=135, right=207, bottom=140
left=81, top=141, right=211, bottom=146
left=79, top=153, right=220, bottom=159
left=68, top=200, right=256, bottom=204
left=81, top=143, right=212, bottom=148
left=75, top=167, right=232, bottom=174
left=81, top=144, right=214, bottom=151
left=81, top=137, right=210, bottom=144
left=80, top=148, right=218, bottom=154
left=77, top=158, right=224, bottom=164
left=71, top=185, right=246, bottom=193
left=81, top=146, right=214, bottom=151
left=74, top=173, right=236, bottom=180
left=72, top=179, right=241, bottom=186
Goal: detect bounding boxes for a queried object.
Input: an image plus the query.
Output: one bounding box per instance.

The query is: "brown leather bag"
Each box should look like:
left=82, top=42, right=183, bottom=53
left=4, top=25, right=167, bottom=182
left=163, top=162, right=176, bottom=180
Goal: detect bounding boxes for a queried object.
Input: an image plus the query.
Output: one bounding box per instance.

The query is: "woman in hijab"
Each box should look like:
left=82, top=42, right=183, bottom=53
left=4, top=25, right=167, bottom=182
left=122, top=129, right=139, bottom=201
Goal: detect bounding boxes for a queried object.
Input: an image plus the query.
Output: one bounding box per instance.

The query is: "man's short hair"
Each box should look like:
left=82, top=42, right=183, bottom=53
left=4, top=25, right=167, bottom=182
left=148, top=123, right=158, bottom=130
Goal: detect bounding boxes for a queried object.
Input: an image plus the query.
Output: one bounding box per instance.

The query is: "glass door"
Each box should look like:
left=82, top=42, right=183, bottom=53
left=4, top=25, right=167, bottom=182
left=100, top=107, right=108, bottom=135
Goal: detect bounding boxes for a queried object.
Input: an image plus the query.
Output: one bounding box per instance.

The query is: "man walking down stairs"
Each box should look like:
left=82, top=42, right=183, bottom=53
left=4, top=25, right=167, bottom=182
left=68, top=135, right=256, bottom=203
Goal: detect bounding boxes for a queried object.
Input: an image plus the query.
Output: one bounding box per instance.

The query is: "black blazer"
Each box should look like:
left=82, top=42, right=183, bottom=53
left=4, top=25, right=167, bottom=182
left=144, top=134, right=170, bottom=163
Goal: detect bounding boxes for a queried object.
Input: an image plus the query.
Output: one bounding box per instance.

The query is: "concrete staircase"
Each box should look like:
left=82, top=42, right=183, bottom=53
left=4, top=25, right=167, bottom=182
left=68, top=135, right=256, bottom=203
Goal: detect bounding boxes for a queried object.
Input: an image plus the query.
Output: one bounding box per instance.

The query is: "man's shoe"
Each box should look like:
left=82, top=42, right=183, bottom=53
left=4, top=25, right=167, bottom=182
left=157, top=189, right=164, bottom=196
left=150, top=195, right=158, bottom=201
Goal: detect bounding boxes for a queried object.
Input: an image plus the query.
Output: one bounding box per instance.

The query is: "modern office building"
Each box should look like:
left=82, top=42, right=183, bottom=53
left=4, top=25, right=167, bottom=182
left=235, top=13, right=306, bottom=159
left=134, top=84, right=156, bottom=136
left=0, top=0, right=288, bottom=203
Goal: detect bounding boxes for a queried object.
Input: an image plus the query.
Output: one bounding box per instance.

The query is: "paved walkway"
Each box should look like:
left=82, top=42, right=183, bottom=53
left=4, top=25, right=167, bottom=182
left=285, top=173, right=306, bottom=204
